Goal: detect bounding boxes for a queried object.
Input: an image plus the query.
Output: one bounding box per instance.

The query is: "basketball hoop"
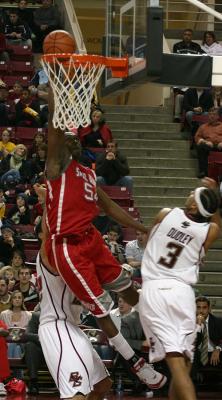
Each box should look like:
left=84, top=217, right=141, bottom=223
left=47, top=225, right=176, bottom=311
left=41, top=53, right=128, bottom=131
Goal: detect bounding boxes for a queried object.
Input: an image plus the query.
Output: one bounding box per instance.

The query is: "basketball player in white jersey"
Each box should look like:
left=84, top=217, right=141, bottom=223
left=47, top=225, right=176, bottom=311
left=36, top=223, right=112, bottom=400
left=139, top=177, right=221, bottom=400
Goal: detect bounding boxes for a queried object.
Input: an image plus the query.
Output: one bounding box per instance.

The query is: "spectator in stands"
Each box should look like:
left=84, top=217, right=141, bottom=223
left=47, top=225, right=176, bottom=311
left=33, top=0, right=60, bottom=52
left=173, top=28, right=204, bottom=54
left=0, top=188, right=6, bottom=221
left=212, top=87, right=222, bottom=110
left=96, top=140, right=133, bottom=191
left=103, top=224, right=125, bottom=264
left=0, top=318, right=10, bottom=396
left=15, top=88, right=41, bottom=127
left=17, top=0, right=34, bottom=31
left=0, top=83, right=11, bottom=126
left=0, top=228, right=24, bottom=268
left=0, top=266, right=16, bottom=292
left=78, top=109, right=113, bottom=148
left=29, top=143, right=47, bottom=183
left=4, top=9, right=32, bottom=48
left=193, top=296, right=222, bottom=380
left=13, top=267, right=39, bottom=311
left=0, top=26, right=9, bottom=62
left=125, top=230, right=148, bottom=278
left=183, top=87, right=214, bottom=131
left=24, top=311, right=45, bottom=395
left=28, top=132, right=46, bottom=159
left=0, top=278, right=11, bottom=313
left=0, top=290, right=32, bottom=373
left=8, top=81, right=23, bottom=103
left=195, top=107, right=222, bottom=178
left=10, top=250, right=26, bottom=281
left=6, top=192, right=31, bottom=225
left=201, top=31, right=222, bottom=55
left=0, top=144, right=29, bottom=188
left=0, top=129, right=16, bottom=161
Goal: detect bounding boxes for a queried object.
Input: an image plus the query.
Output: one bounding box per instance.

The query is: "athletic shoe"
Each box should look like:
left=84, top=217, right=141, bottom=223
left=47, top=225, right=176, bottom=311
left=0, top=383, right=7, bottom=396
left=148, top=334, right=166, bottom=363
left=132, top=357, right=167, bottom=390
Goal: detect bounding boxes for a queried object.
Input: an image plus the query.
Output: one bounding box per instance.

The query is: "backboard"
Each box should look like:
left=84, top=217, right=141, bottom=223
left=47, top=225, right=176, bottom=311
left=102, top=0, right=163, bottom=96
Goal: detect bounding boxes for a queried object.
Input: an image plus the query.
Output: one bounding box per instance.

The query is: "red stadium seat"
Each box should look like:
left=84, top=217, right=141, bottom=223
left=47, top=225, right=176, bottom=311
left=122, top=227, right=136, bottom=243
left=101, top=186, right=133, bottom=207
left=122, top=206, right=141, bottom=220
left=15, top=127, right=46, bottom=145
left=7, top=44, right=33, bottom=61
left=208, top=152, right=222, bottom=182
left=0, top=61, right=9, bottom=76
left=24, top=248, right=39, bottom=263
left=10, top=61, right=34, bottom=77
left=3, top=75, right=30, bottom=87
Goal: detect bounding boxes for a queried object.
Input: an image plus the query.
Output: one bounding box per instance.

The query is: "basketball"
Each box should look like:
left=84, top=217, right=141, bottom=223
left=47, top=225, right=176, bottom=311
left=43, top=30, right=76, bottom=54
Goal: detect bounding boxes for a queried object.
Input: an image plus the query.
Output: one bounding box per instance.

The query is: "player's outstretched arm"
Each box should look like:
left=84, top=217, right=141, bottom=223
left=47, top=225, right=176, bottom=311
left=97, top=187, right=148, bottom=233
left=47, top=87, right=69, bottom=179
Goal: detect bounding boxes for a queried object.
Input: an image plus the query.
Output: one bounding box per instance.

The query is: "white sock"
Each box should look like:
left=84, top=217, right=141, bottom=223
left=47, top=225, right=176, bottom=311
left=109, top=332, right=135, bottom=360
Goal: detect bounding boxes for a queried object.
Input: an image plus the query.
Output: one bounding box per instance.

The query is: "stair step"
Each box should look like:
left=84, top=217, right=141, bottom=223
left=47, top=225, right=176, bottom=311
left=110, top=121, right=180, bottom=132
left=103, top=105, right=171, bottom=114
left=199, top=272, right=222, bottom=284
left=201, top=261, right=222, bottom=272
left=208, top=297, right=222, bottom=309
left=118, top=139, right=189, bottom=149
left=112, top=130, right=181, bottom=139
left=206, top=249, right=222, bottom=262
left=194, top=284, right=222, bottom=296
left=133, top=186, right=193, bottom=196
left=135, top=195, right=186, bottom=206
left=122, top=148, right=191, bottom=157
left=133, top=176, right=199, bottom=186
left=130, top=167, right=197, bottom=177
left=106, top=113, right=173, bottom=122
left=128, top=157, right=197, bottom=168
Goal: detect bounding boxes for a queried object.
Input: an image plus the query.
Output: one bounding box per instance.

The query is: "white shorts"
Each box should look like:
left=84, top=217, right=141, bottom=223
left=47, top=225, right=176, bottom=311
left=39, top=320, right=108, bottom=398
left=139, top=279, right=197, bottom=361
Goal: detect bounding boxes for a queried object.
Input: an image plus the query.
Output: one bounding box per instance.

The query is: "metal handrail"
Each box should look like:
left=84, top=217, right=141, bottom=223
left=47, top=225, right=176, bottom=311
left=160, top=0, right=222, bottom=30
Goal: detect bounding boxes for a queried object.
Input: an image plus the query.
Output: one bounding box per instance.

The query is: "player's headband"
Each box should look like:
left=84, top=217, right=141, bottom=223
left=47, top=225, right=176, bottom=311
left=194, top=187, right=214, bottom=218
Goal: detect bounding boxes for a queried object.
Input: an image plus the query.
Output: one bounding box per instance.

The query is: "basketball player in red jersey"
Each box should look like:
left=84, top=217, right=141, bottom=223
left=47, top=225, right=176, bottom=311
left=41, top=90, right=167, bottom=390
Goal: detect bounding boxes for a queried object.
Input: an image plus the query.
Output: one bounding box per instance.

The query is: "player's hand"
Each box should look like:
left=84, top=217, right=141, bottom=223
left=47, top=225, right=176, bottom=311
left=210, top=349, right=220, bottom=366
left=201, top=177, right=218, bottom=190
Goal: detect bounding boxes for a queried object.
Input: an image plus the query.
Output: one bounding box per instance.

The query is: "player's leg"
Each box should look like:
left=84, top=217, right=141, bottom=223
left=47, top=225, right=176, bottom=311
left=166, top=355, right=196, bottom=400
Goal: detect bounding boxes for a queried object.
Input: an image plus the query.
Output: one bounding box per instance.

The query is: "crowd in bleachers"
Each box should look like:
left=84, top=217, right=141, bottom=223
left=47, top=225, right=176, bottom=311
left=0, top=2, right=221, bottom=395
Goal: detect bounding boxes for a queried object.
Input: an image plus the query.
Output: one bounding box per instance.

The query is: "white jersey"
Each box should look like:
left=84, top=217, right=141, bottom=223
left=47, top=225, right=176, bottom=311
left=142, top=208, right=210, bottom=285
left=36, top=253, right=83, bottom=326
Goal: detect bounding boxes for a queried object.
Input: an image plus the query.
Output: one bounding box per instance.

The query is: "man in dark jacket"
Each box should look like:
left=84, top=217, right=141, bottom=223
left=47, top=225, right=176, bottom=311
left=96, top=141, right=133, bottom=191
left=173, top=29, right=204, bottom=55
left=4, top=9, right=32, bottom=48
left=183, top=87, right=214, bottom=132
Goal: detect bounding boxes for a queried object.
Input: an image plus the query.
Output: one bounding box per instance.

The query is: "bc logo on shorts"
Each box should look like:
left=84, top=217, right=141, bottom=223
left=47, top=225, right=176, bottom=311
left=69, top=372, right=82, bottom=387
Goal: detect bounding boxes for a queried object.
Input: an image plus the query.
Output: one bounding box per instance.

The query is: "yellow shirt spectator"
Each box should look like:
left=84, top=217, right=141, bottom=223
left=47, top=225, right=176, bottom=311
left=0, top=129, right=16, bottom=160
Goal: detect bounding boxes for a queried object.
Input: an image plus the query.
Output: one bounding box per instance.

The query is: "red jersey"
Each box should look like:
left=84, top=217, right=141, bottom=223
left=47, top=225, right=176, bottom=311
left=46, top=159, right=99, bottom=238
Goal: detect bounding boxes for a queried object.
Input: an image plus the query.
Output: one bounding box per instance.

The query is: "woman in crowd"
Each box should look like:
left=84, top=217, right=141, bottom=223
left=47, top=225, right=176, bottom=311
left=0, top=144, right=29, bottom=187
left=28, top=132, right=46, bottom=159
left=0, top=129, right=16, bottom=161
left=201, top=31, right=222, bottom=55
left=6, top=192, right=31, bottom=226
left=0, top=228, right=24, bottom=268
left=78, top=109, right=113, bottom=148
left=10, top=250, right=26, bottom=282
left=29, top=143, right=47, bottom=183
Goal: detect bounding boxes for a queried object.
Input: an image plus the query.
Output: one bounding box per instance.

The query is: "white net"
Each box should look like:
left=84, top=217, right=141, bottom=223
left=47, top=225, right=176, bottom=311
left=41, top=55, right=105, bottom=131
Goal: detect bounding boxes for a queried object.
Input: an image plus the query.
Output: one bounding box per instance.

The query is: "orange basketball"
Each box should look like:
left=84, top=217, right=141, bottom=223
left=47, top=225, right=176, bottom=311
left=43, top=30, right=76, bottom=54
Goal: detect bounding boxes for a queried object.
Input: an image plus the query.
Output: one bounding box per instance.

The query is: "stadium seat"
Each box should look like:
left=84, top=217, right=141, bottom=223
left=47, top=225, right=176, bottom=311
left=0, top=60, right=9, bottom=76
left=208, top=152, right=222, bottom=182
left=24, top=248, right=39, bottom=263
left=15, top=127, right=46, bottom=145
left=122, top=227, right=136, bottom=243
left=3, top=75, right=30, bottom=88
left=10, top=61, right=34, bottom=77
left=7, top=44, right=33, bottom=61
left=101, top=186, right=133, bottom=207
left=122, top=206, right=141, bottom=220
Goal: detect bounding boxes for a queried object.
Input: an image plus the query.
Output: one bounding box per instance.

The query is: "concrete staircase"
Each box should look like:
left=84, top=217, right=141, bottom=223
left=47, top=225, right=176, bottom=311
left=104, top=104, right=222, bottom=317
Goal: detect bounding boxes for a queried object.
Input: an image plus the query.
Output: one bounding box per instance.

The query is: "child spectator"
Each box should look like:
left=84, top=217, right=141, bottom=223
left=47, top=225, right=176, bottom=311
left=6, top=192, right=31, bottom=225
left=0, top=266, right=16, bottom=292
left=78, top=109, right=113, bottom=148
left=0, top=129, right=16, bottom=161
left=0, top=228, right=24, bottom=268
left=103, top=224, right=125, bottom=264
left=13, top=266, right=39, bottom=311
left=15, top=88, right=41, bottom=127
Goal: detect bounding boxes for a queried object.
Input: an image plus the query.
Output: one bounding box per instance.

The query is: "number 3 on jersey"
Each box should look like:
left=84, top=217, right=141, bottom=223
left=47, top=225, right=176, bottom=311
left=158, top=242, right=184, bottom=268
left=84, top=182, right=98, bottom=202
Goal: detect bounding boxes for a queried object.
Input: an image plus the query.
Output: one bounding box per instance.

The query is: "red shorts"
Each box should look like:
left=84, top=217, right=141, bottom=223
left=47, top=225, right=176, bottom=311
left=46, top=226, right=124, bottom=316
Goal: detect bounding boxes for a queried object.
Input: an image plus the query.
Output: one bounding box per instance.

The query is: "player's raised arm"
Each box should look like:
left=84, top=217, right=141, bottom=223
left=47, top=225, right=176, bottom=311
left=47, top=86, right=72, bottom=180
left=97, top=186, right=148, bottom=233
